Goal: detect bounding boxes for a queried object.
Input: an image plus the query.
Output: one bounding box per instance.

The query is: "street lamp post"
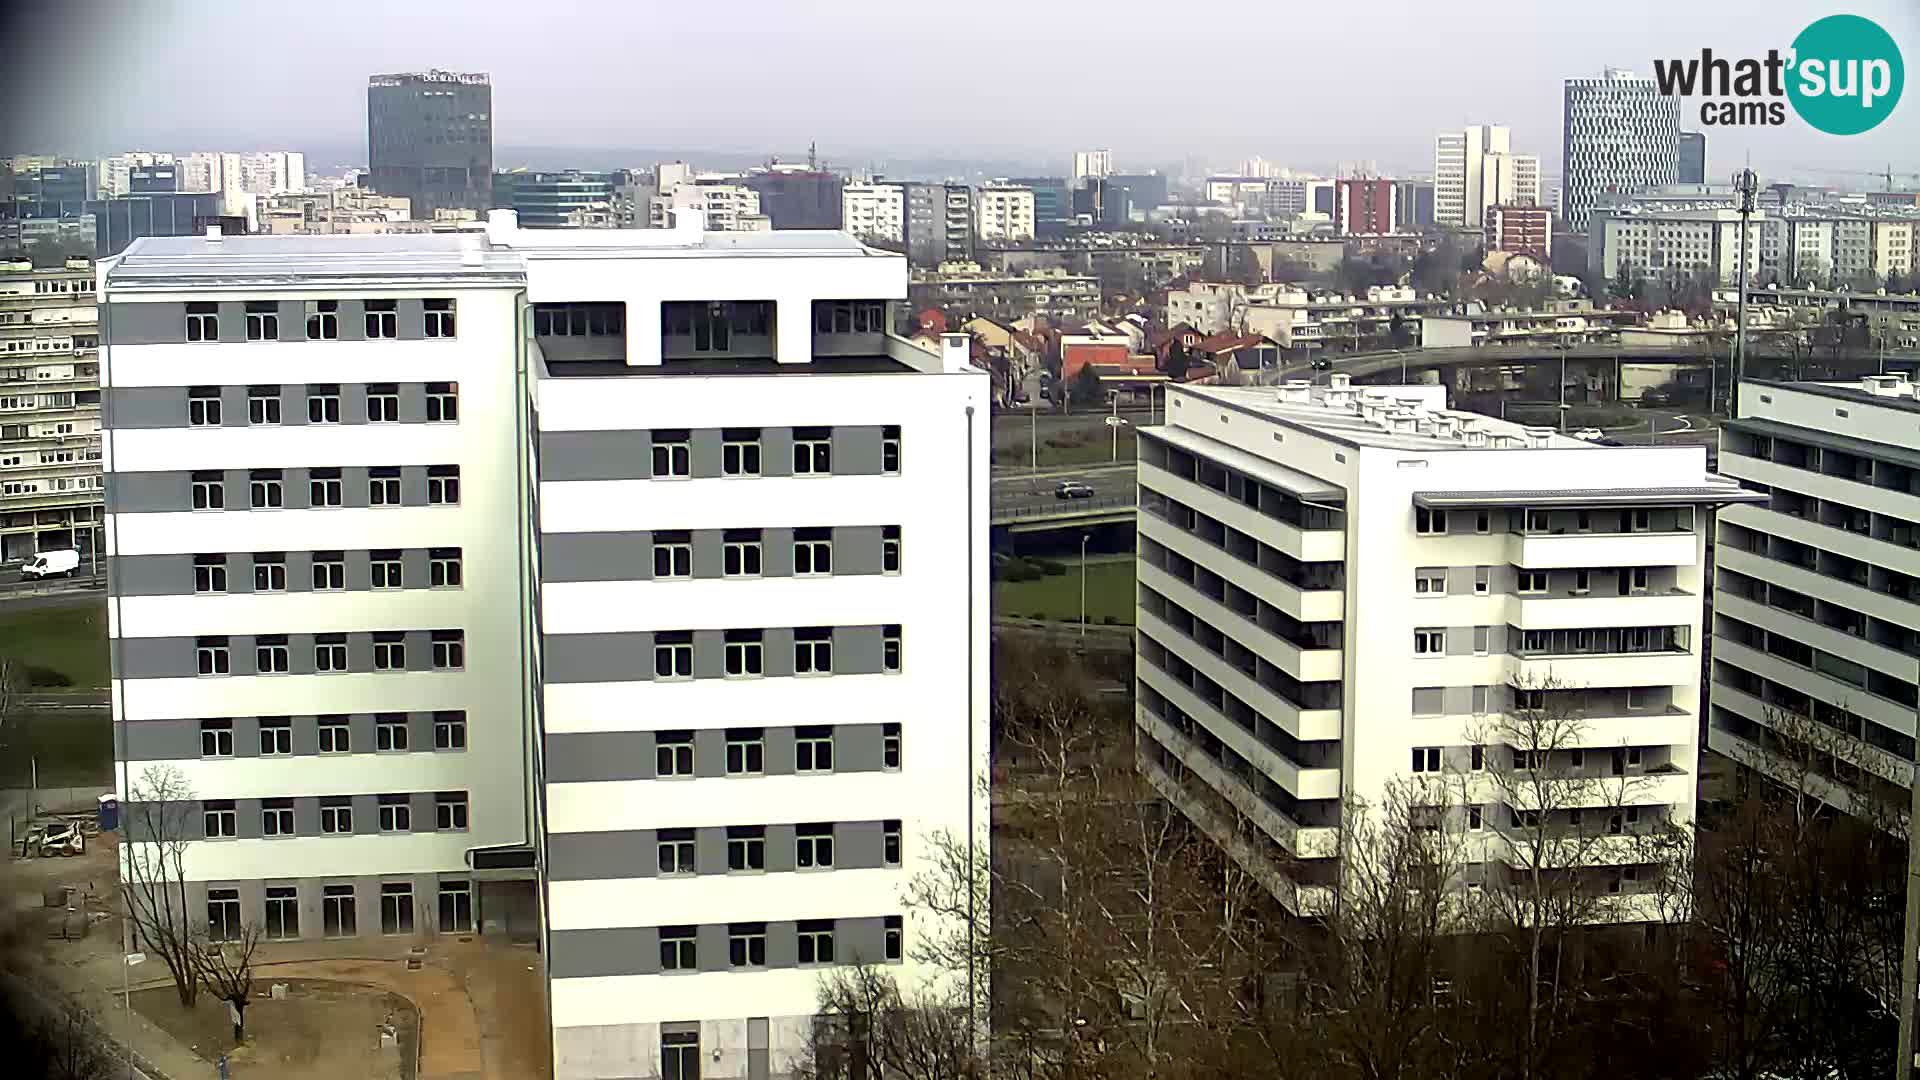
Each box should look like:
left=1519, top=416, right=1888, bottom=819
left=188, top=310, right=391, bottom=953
left=1029, top=398, right=1038, bottom=473
left=1079, top=533, right=1091, bottom=639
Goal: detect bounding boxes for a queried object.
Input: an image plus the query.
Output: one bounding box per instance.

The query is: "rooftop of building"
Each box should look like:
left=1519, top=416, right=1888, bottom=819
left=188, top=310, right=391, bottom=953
left=1748, top=375, right=1920, bottom=415
left=1176, top=379, right=1605, bottom=452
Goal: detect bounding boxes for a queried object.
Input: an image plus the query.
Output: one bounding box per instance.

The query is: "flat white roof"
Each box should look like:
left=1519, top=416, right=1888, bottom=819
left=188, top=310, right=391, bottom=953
left=1181, top=383, right=1596, bottom=452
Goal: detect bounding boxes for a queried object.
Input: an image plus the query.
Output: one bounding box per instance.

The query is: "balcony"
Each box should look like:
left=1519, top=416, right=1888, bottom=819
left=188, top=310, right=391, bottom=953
left=1507, top=529, right=1697, bottom=569
left=1709, top=682, right=1913, bottom=790
left=1138, top=750, right=1334, bottom=917
left=1139, top=561, right=1342, bottom=683
left=1136, top=651, right=1342, bottom=795
left=1141, top=462, right=1343, bottom=562
left=1136, top=706, right=1339, bottom=859
left=1139, top=509, right=1344, bottom=623
left=1508, top=590, right=1697, bottom=630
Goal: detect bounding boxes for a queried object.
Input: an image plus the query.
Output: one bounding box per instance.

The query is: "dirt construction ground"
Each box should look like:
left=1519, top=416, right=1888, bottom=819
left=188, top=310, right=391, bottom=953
left=132, top=978, right=414, bottom=1080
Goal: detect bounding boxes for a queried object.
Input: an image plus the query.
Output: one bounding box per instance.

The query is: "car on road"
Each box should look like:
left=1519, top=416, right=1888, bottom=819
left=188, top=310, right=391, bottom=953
left=21, top=549, right=79, bottom=580
left=1311, top=358, right=1332, bottom=371
left=1574, top=428, right=1604, bottom=441
left=1054, top=481, right=1095, bottom=499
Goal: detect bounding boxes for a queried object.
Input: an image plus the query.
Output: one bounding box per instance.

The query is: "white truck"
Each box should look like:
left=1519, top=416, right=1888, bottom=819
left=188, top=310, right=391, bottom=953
left=21, top=549, right=80, bottom=580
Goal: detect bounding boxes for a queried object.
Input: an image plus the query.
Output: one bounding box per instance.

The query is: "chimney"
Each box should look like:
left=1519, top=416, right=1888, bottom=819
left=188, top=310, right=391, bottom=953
left=485, top=208, right=519, bottom=245
left=203, top=224, right=223, bottom=246
left=1328, top=372, right=1352, bottom=391
left=459, top=232, right=485, bottom=267
left=1277, top=379, right=1311, bottom=404
left=940, top=332, right=971, bottom=372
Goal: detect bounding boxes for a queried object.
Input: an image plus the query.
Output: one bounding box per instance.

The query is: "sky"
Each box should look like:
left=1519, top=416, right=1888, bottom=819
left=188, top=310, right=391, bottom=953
left=2, top=0, right=1917, bottom=185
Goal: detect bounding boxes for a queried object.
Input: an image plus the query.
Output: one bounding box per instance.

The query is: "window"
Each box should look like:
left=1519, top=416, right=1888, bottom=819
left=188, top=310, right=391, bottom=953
left=884, top=915, right=903, bottom=962
left=376, top=714, right=409, bottom=751
left=380, top=882, right=414, bottom=935
left=207, top=888, right=241, bottom=942
left=248, top=469, right=283, bottom=510
left=1474, top=566, right=1490, bottom=595
left=795, top=628, right=833, bottom=675
left=305, top=300, right=339, bottom=340
left=1577, top=510, right=1592, bottom=533
left=727, top=826, right=766, bottom=872
left=793, top=429, right=832, bottom=475
left=196, top=636, right=230, bottom=676
left=1415, top=507, right=1447, bottom=535
left=191, top=471, right=224, bottom=510
left=651, top=430, right=690, bottom=478
left=199, top=718, right=233, bottom=757
left=371, top=550, right=403, bottom=589
left=298, top=464, right=342, bottom=507
left=797, top=920, right=835, bottom=965
left=653, top=532, right=692, bottom=578
left=312, top=551, right=345, bottom=590
left=1413, top=628, right=1445, bottom=656
left=318, top=715, right=350, bottom=752
left=1526, top=509, right=1550, bottom=533
left=251, top=552, right=287, bottom=592
left=796, top=726, right=834, bottom=772
left=723, top=531, right=762, bottom=577
left=884, top=820, right=902, bottom=867
left=1468, top=806, right=1484, bottom=831
left=722, top=429, right=761, bottom=476
left=193, top=554, right=227, bottom=594
left=1475, top=511, right=1491, bottom=534
left=724, top=629, right=764, bottom=678
left=726, top=728, right=764, bottom=776
left=378, top=794, right=412, bottom=832
left=1411, top=746, right=1441, bottom=773
left=426, top=381, right=458, bottom=422
left=423, top=298, right=456, bottom=338
left=1626, top=567, right=1649, bottom=594
left=203, top=800, right=237, bottom=838
left=247, top=385, right=281, bottom=425
left=435, top=792, right=468, bottom=831
left=729, top=923, right=767, bottom=967
left=883, top=722, right=902, bottom=769
left=882, top=425, right=901, bottom=474
left=258, top=716, right=292, bottom=754
left=188, top=386, right=221, bottom=427
left=185, top=302, right=219, bottom=343
left=1414, top=569, right=1446, bottom=596
left=882, top=526, right=901, bottom=574
left=1629, top=509, right=1651, bottom=533
left=655, top=731, right=694, bottom=777
left=245, top=301, right=279, bottom=341
left=367, top=384, right=400, bottom=422
left=369, top=467, right=402, bottom=506
left=307, top=384, right=341, bottom=424
left=1470, top=745, right=1485, bottom=771
left=431, top=630, right=465, bottom=670
left=427, top=465, right=459, bottom=505
left=430, top=548, right=463, bottom=588
left=794, top=528, right=833, bottom=576
left=662, top=1032, right=699, bottom=1080
left=373, top=632, right=406, bottom=670
left=1517, top=570, right=1549, bottom=594
left=654, top=632, right=693, bottom=679
left=364, top=299, right=398, bottom=338
left=323, top=884, right=356, bottom=937
left=1572, top=570, right=1591, bottom=595
left=796, top=823, right=835, bottom=869
left=657, top=829, right=695, bottom=875
left=262, top=797, right=295, bottom=836
left=434, top=711, right=467, bottom=750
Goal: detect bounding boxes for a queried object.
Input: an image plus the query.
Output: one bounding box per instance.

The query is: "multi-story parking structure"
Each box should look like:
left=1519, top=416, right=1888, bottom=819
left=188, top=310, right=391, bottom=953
left=0, top=256, right=103, bottom=562
left=1134, top=376, right=1759, bottom=917
left=101, top=210, right=989, bottom=1080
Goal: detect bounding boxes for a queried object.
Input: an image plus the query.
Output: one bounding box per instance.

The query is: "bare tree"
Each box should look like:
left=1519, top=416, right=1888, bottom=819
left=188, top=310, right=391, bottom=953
left=121, top=764, right=203, bottom=1006
left=798, top=964, right=979, bottom=1080
left=200, top=922, right=263, bottom=1042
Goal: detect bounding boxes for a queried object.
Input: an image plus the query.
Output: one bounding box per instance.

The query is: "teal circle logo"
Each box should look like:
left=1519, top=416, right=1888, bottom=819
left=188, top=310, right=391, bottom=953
left=1787, top=15, right=1903, bottom=135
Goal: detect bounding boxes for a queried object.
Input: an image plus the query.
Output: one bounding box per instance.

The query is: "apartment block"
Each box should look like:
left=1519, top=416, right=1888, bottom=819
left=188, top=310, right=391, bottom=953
left=102, top=212, right=989, bottom=1080
left=1563, top=70, right=1680, bottom=232
left=974, top=185, right=1036, bottom=244
left=0, top=257, right=103, bottom=561
left=841, top=182, right=906, bottom=247
left=1712, top=376, right=1920, bottom=820
left=1136, top=377, right=1759, bottom=916
left=1434, top=125, right=1540, bottom=229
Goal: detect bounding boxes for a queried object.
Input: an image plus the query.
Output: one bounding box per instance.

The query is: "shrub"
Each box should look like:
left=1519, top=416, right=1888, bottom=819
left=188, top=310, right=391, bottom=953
left=22, top=665, right=71, bottom=688
left=1031, top=558, right=1066, bottom=576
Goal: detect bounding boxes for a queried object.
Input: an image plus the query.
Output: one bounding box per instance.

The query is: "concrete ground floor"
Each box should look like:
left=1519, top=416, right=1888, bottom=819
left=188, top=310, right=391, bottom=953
left=0, top=503, right=103, bottom=563
left=182, top=873, right=540, bottom=945
left=556, top=1015, right=808, bottom=1080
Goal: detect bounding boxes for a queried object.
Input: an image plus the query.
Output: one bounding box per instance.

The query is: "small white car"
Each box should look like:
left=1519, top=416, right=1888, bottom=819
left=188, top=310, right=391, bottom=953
left=1574, top=428, right=1605, bottom=441
left=22, top=549, right=80, bottom=579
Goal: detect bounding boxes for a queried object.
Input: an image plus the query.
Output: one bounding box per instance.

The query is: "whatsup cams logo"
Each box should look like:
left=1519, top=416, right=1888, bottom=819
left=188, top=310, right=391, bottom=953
left=1653, top=14, right=1904, bottom=134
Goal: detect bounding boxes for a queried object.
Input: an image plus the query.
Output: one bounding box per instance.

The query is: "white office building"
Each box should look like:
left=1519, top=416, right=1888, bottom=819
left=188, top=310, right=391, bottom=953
left=102, top=211, right=990, bottom=1080
left=1712, top=376, right=1920, bottom=821
left=974, top=185, right=1036, bottom=243
left=1562, top=70, right=1680, bottom=233
left=1593, top=207, right=1766, bottom=286
left=650, top=179, right=769, bottom=232
left=1434, top=125, right=1540, bottom=229
left=840, top=182, right=906, bottom=246
left=1135, top=377, right=1759, bottom=917
left=0, top=257, right=103, bottom=562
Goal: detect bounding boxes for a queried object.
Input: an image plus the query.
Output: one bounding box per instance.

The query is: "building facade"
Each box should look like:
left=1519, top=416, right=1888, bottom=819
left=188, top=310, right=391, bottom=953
left=1434, top=126, right=1541, bottom=229
left=742, top=168, right=844, bottom=230
left=1486, top=205, right=1553, bottom=260
left=1073, top=150, right=1113, bottom=181
left=1593, top=208, right=1765, bottom=286
left=1678, top=132, right=1706, bottom=186
left=494, top=172, right=617, bottom=229
left=367, top=71, right=494, bottom=218
left=974, top=185, right=1036, bottom=244
left=102, top=213, right=989, bottom=1080
left=1335, top=179, right=1398, bottom=237
left=650, top=181, right=769, bottom=233
left=909, top=263, right=1100, bottom=324
left=841, top=183, right=907, bottom=247
left=1562, top=70, right=1680, bottom=233
left=0, top=257, right=102, bottom=562
left=1137, top=377, right=1758, bottom=917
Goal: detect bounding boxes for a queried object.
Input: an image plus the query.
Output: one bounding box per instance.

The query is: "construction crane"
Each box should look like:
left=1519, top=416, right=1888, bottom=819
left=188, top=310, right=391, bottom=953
left=1790, top=163, right=1920, bottom=191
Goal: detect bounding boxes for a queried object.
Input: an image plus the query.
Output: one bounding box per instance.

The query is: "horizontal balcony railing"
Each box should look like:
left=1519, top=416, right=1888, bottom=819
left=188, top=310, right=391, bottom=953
left=1507, top=530, right=1697, bottom=570
left=1136, top=706, right=1339, bottom=860
left=1136, top=651, right=1342, bottom=797
left=1138, top=750, right=1334, bottom=918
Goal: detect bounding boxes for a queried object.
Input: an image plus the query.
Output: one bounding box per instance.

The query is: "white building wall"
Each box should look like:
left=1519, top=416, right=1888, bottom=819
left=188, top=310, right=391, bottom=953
left=841, top=183, right=906, bottom=245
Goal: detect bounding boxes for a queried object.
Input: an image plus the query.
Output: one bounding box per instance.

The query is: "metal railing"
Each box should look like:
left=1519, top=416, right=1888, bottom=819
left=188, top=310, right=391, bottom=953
left=992, top=493, right=1137, bottom=522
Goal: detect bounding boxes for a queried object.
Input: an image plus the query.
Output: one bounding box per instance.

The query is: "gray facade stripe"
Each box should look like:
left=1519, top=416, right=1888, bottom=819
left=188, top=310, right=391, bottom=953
left=542, top=625, right=896, bottom=685
left=547, top=917, right=897, bottom=981
left=536, top=425, right=894, bottom=484
left=543, top=632, right=653, bottom=684
left=831, top=426, right=884, bottom=476
left=105, top=302, right=187, bottom=345
left=106, top=469, right=460, bottom=514
left=550, top=927, right=657, bottom=979
left=538, top=431, right=650, bottom=482
left=105, top=384, right=456, bottom=431
left=544, top=725, right=893, bottom=785
left=116, top=633, right=468, bottom=681
left=119, top=713, right=464, bottom=763
left=547, top=831, right=652, bottom=881
left=544, top=731, right=654, bottom=784
left=541, top=532, right=651, bottom=584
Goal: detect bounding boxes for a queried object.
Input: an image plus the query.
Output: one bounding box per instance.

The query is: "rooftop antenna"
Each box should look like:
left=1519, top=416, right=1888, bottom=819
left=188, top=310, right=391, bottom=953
left=808, top=141, right=818, bottom=171
left=1730, top=162, right=1758, bottom=420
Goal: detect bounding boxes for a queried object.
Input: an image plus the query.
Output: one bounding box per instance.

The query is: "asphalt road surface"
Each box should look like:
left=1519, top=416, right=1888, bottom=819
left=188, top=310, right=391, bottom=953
left=992, top=463, right=1135, bottom=519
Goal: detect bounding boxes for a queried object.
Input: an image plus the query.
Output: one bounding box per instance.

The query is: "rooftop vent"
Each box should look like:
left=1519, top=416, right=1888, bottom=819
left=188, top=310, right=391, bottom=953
left=459, top=233, right=484, bottom=267
left=1862, top=373, right=1909, bottom=397
left=1328, top=373, right=1352, bottom=391
left=1522, top=426, right=1554, bottom=449
left=1432, top=416, right=1459, bottom=439
left=1463, top=429, right=1489, bottom=447
left=203, top=224, right=222, bottom=247
left=1277, top=379, right=1312, bottom=404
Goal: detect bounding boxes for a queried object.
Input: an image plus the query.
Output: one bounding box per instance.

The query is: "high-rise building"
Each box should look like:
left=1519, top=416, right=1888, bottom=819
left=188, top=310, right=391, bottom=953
left=841, top=182, right=907, bottom=246
left=1678, top=131, right=1707, bottom=186
left=1712, top=375, right=1920, bottom=822
left=493, top=171, right=616, bottom=228
left=1485, top=204, right=1553, bottom=260
left=1335, top=178, right=1397, bottom=236
left=0, top=256, right=102, bottom=562
left=650, top=178, right=768, bottom=232
left=1434, top=126, right=1541, bottom=229
left=1395, top=180, right=1436, bottom=231
left=1136, top=377, right=1760, bottom=917
left=943, top=185, right=974, bottom=262
left=97, top=152, right=174, bottom=198
left=742, top=166, right=843, bottom=230
left=1073, top=149, right=1113, bottom=181
left=1006, top=177, right=1070, bottom=232
left=1593, top=207, right=1765, bottom=286
left=366, top=70, right=493, bottom=218
left=1563, top=70, right=1680, bottom=232
left=974, top=185, right=1036, bottom=243
left=102, top=212, right=989, bottom=1080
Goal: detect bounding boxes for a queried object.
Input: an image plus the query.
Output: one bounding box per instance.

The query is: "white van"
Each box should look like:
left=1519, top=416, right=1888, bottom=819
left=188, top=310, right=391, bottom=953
left=22, top=549, right=80, bottom=580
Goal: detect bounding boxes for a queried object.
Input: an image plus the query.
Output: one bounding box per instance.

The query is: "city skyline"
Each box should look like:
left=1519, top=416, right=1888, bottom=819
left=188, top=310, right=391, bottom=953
left=4, top=0, right=1916, bottom=184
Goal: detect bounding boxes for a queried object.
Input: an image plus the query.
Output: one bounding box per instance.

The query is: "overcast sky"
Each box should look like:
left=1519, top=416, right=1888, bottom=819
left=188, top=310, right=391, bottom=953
left=2, top=0, right=1916, bottom=183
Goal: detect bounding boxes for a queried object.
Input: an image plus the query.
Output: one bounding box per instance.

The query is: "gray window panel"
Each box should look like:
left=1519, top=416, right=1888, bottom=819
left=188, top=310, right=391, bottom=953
left=232, top=798, right=263, bottom=840
left=1488, top=626, right=1508, bottom=654
left=695, top=827, right=727, bottom=875
left=689, top=428, right=723, bottom=479
left=397, top=382, right=427, bottom=421
left=409, top=713, right=437, bottom=752
left=1489, top=566, right=1517, bottom=594
left=1442, top=686, right=1476, bottom=715
left=285, top=636, right=317, bottom=677
left=119, top=801, right=197, bottom=844
left=547, top=831, right=652, bottom=881
left=409, top=792, right=436, bottom=833
left=352, top=795, right=382, bottom=835
left=834, top=527, right=884, bottom=576
left=764, top=824, right=797, bottom=873
left=543, top=632, right=653, bottom=684
left=396, top=299, right=426, bottom=342
left=229, top=716, right=261, bottom=758
left=215, top=303, right=247, bottom=344
left=549, top=927, right=660, bottom=979
left=1445, top=629, right=1476, bottom=657
left=761, top=628, right=795, bottom=678
left=760, top=428, right=794, bottom=478
left=833, top=626, right=885, bottom=675
left=218, top=386, right=249, bottom=428
left=693, top=729, right=726, bottom=779
left=691, top=530, right=724, bottom=580
left=837, top=724, right=886, bottom=772
left=346, top=633, right=375, bottom=672
left=545, top=732, right=657, bottom=783
left=402, top=549, right=430, bottom=591
left=403, top=631, right=434, bottom=672
left=104, top=302, right=186, bottom=345
left=696, top=923, right=731, bottom=973
left=283, top=551, right=314, bottom=593
left=834, top=821, right=887, bottom=869
left=292, top=796, right=322, bottom=838
left=348, top=714, right=376, bottom=753
left=661, top=1021, right=701, bottom=1038
left=539, top=431, right=652, bottom=482
left=335, top=300, right=367, bottom=343
left=101, top=388, right=188, bottom=430
left=108, top=555, right=191, bottom=597
left=1448, top=568, right=1481, bottom=596
left=106, top=472, right=189, bottom=515
left=337, top=387, right=368, bottom=425
left=117, top=637, right=197, bottom=680
left=343, top=550, right=373, bottom=591
left=122, top=718, right=201, bottom=761
left=832, top=426, right=884, bottom=475
left=763, top=728, right=797, bottom=777
left=760, top=529, right=795, bottom=576
left=749, top=1017, right=770, bottom=1052
left=1411, top=687, right=1444, bottom=715
left=400, top=466, right=429, bottom=507
left=276, top=301, right=304, bottom=340
left=764, top=921, right=799, bottom=968
left=837, top=916, right=891, bottom=966
left=542, top=532, right=651, bottom=583
left=691, top=630, right=725, bottom=680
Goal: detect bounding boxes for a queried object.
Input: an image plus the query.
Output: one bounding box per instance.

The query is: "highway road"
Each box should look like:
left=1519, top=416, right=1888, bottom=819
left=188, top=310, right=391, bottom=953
left=992, top=462, right=1136, bottom=520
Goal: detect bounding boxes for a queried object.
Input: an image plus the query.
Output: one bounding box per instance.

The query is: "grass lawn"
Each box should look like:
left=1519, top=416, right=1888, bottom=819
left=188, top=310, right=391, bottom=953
left=992, top=430, right=1138, bottom=467
left=995, top=557, right=1136, bottom=625
left=0, top=710, right=112, bottom=787
left=0, top=600, right=109, bottom=689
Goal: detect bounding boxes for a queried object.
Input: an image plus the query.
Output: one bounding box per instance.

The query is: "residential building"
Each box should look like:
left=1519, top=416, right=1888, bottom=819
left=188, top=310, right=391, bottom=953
left=650, top=179, right=769, bottom=232
left=1395, top=181, right=1436, bottom=232
left=1335, top=179, right=1398, bottom=237
left=102, top=211, right=988, bottom=1080
left=98, top=152, right=174, bottom=198
left=367, top=70, right=493, bottom=217
left=908, top=263, right=1100, bottom=324
left=1678, top=132, right=1706, bottom=186
left=257, top=190, right=416, bottom=236
left=842, top=182, right=907, bottom=247
left=1725, top=285, right=1920, bottom=351
left=1137, top=376, right=1759, bottom=916
left=1712, top=376, right=1920, bottom=821
left=1073, top=150, right=1113, bottom=181
left=179, top=152, right=308, bottom=217
left=975, top=185, right=1036, bottom=244
left=1206, top=177, right=1270, bottom=213
left=742, top=166, right=843, bottom=230
left=493, top=171, right=617, bottom=229
left=1006, top=177, right=1071, bottom=231
left=1486, top=205, right=1553, bottom=260
left=943, top=185, right=974, bottom=263
left=1593, top=207, right=1765, bottom=286
left=1434, top=126, right=1541, bottom=229
left=4, top=162, right=94, bottom=220
left=0, top=257, right=101, bottom=561
left=1106, top=174, right=1169, bottom=217
left=1562, top=70, right=1680, bottom=233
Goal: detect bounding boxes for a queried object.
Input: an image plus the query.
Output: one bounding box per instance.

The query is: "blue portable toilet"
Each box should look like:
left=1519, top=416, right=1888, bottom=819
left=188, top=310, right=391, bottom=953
left=97, top=794, right=118, bottom=833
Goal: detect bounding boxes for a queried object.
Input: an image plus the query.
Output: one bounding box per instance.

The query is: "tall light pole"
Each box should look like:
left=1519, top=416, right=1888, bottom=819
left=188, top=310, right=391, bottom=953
left=1029, top=397, right=1038, bottom=473
left=1898, top=655, right=1920, bottom=1080
left=1079, top=533, right=1091, bottom=639
left=1732, top=167, right=1758, bottom=420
